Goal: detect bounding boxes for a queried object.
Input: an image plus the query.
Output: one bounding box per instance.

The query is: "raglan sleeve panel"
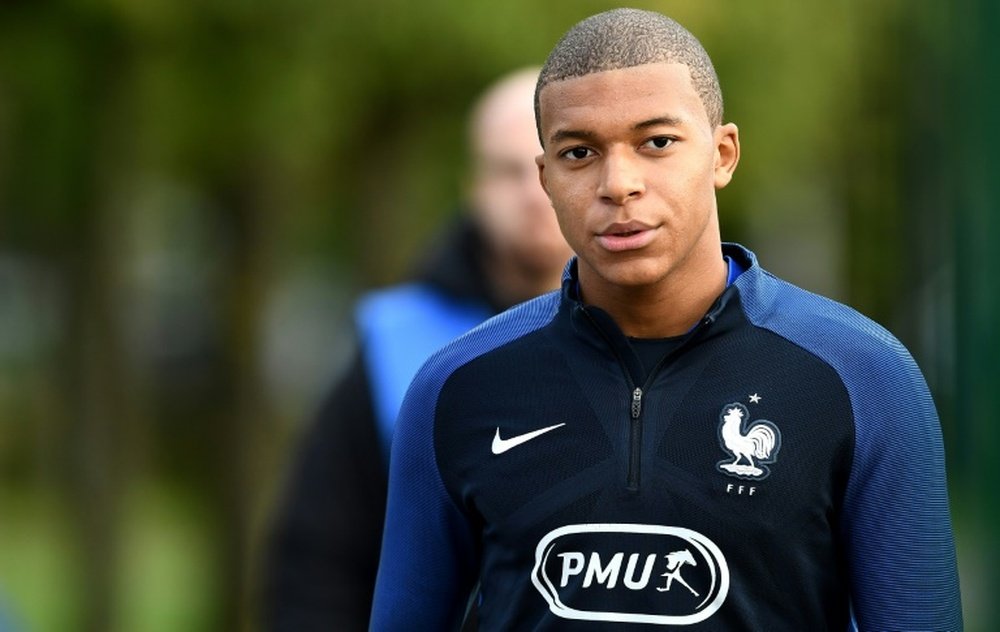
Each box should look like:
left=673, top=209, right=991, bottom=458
left=835, top=331, right=962, bottom=631
left=736, top=262, right=962, bottom=631
left=369, top=359, right=479, bottom=631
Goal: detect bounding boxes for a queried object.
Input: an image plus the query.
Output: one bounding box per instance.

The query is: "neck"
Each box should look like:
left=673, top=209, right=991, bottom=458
left=580, top=248, right=728, bottom=339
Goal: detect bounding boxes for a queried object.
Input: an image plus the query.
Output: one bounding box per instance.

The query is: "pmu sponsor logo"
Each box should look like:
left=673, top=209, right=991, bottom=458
left=531, top=523, right=729, bottom=625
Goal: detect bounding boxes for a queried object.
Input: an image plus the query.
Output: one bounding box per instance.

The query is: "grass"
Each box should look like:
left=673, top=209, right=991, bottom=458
left=0, top=483, right=220, bottom=632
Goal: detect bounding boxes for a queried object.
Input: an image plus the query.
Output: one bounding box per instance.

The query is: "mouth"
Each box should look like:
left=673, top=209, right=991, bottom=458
left=596, top=221, right=657, bottom=252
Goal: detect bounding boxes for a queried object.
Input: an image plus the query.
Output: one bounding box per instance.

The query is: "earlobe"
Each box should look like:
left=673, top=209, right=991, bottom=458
left=714, top=123, right=740, bottom=189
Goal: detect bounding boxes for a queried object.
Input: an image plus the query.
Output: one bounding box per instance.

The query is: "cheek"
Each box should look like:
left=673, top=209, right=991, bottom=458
left=551, top=183, right=593, bottom=238
left=665, top=161, right=714, bottom=207
left=545, top=171, right=587, bottom=209
left=551, top=204, right=588, bottom=253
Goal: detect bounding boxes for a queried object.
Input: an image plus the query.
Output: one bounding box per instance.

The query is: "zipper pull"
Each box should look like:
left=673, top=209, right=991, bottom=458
left=631, top=387, right=643, bottom=419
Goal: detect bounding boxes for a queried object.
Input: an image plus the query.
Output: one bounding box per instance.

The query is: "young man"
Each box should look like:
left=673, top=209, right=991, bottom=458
left=371, top=9, right=962, bottom=630
left=262, top=68, right=571, bottom=631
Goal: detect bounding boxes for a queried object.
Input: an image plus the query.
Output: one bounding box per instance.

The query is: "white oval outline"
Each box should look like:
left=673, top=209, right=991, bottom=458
left=530, top=523, right=729, bottom=625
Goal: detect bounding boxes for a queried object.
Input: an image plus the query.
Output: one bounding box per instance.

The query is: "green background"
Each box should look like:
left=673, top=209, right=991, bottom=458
left=0, top=1, right=995, bottom=630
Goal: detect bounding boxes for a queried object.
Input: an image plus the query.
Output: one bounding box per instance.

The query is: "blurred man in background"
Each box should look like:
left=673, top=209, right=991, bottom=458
left=262, top=67, right=572, bottom=631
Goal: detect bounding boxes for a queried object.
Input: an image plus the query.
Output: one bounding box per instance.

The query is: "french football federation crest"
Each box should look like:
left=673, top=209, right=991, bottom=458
left=716, top=403, right=781, bottom=480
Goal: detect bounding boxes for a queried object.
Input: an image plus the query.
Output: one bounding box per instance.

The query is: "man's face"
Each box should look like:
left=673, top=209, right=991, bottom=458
left=536, top=62, right=738, bottom=296
left=470, top=80, right=572, bottom=276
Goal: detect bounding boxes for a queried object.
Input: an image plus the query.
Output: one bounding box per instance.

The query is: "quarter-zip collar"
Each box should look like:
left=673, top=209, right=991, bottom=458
left=561, top=242, right=757, bottom=350
left=559, top=243, right=758, bottom=492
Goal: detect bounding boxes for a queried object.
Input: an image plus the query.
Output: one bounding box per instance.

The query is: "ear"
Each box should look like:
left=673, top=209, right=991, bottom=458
left=713, top=123, right=740, bottom=189
left=535, top=152, right=551, bottom=197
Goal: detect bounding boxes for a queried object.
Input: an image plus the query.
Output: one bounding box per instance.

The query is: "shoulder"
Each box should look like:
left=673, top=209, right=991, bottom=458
left=389, top=289, right=563, bottom=495
left=734, top=261, right=944, bottom=494
left=734, top=263, right=939, bottom=460
left=736, top=266, right=922, bottom=395
left=413, top=290, right=563, bottom=393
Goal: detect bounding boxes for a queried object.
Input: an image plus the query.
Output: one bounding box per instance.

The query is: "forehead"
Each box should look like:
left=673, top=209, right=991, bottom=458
left=537, top=62, right=709, bottom=141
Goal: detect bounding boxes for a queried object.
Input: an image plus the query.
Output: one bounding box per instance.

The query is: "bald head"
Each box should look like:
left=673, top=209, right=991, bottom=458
left=466, top=67, right=572, bottom=301
left=535, top=8, right=723, bottom=141
left=468, top=67, right=541, bottom=157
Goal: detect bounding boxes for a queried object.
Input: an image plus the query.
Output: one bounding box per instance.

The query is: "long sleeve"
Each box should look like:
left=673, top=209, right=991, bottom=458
left=369, top=361, right=479, bottom=631
left=839, top=343, right=963, bottom=630
left=736, top=261, right=963, bottom=630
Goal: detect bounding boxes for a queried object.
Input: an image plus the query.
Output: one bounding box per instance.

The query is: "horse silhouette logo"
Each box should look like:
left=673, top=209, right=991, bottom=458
left=657, top=549, right=700, bottom=596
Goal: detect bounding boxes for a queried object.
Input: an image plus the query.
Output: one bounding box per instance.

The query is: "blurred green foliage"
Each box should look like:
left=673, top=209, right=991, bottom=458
left=0, top=1, right=994, bottom=630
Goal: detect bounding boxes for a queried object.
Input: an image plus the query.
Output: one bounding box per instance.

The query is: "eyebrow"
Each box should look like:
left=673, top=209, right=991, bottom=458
left=635, top=116, right=684, bottom=130
left=548, top=129, right=598, bottom=146
left=548, top=116, right=685, bottom=146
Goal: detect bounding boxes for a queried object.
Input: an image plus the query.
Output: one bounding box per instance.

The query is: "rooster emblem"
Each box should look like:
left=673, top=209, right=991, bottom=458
left=716, top=403, right=781, bottom=480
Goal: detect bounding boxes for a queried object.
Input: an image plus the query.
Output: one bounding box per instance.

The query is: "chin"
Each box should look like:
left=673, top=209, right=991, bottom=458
left=597, top=256, right=672, bottom=288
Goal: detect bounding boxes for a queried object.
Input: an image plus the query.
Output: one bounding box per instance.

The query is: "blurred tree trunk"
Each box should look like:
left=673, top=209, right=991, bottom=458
left=208, top=168, right=276, bottom=632
left=26, top=14, right=136, bottom=632
left=952, top=1, right=1000, bottom=627
left=61, top=202, right=125, bottom=632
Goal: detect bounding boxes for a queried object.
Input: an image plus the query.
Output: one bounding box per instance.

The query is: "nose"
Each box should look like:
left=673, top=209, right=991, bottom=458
left=597, top=148, right=645, bottom=205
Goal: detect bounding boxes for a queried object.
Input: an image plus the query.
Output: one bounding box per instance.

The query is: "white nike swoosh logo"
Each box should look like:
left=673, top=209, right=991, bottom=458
left=491, top=423, right=566, bottom=455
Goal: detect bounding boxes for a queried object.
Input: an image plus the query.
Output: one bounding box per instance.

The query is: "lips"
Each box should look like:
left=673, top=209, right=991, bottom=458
left=596, top=221, right=657, bottom=252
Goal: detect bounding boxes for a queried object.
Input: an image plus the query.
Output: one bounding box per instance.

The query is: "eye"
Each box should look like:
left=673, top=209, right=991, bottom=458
left=644, top=136, right=675, bottom=150
left=559, top=146, right=594, bottom=161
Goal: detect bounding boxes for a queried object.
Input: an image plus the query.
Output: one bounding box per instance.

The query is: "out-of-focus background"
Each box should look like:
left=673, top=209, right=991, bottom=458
left=0, top=1, right=995, bottom=630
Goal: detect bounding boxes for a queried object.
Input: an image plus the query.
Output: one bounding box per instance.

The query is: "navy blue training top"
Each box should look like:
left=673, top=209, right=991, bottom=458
left=371, top=243, right=962, bottom=631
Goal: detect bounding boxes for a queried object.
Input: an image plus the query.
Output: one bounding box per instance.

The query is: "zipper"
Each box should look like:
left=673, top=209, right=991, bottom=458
left=624, top=320, right=713, bottom=492
left=580, top=307, right=645, bottom=491
left=579, top=306, right=713, bottom=493
left=628, top=387, right=643, bottom=491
